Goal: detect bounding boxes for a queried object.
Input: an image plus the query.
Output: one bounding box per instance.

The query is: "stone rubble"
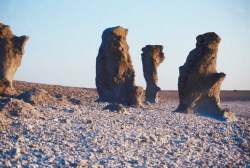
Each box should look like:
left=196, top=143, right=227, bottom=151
left=0, top=88, right=249, bottom=167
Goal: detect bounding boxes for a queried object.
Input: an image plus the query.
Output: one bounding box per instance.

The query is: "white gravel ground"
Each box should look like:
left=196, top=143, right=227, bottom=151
left=0, top=98, right=249, bottom=167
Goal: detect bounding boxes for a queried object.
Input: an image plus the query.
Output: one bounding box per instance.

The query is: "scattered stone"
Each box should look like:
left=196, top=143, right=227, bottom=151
left=95, top=26, right=143, bottom=106
left=60, top=119, right=71, bottom=124
left=0, top=81, right=248, bottom=167
left=0, top=111, right=11, bottom=128
left=55, top=94, right=62, bottom=98
left=239, top=143, right=250, bottom=150
left=149, top=135, right=156, bottom=142
left=77, top=160, right=88, bottom=167
left=25, top=124, right=34, bottom=130
left=222, top=108, right=238, bottom=122
left=0, top=23, right=29, bottom=95
left=139, top=136, right=148, bottom=143
left=53, top=118, right=59, bottom=122
left=69, top=98, right=85, bottom=105
left=29, top=145, right=39, bottom=149
left=208, top=133, right=221, bottom=138
left=86, top=119, right=92, bottom=124
left=7, top=147, right=21, bottom=159
left=4, top=160, right=12, bottom=167
left=225, top=164, right=234, bottom=168
left=92, top=165, right=104, bottom=168
left=175, top=32, right=237, bottom=121
left=141, top=45, right=165, bottom=103
left=103, top=103, right=128, bottom=114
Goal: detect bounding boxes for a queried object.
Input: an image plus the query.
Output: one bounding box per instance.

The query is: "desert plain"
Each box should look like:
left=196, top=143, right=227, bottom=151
left=0, top=80, right=249, bottom=167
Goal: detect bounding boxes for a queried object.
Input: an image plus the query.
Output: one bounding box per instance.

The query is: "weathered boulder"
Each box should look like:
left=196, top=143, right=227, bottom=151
left=0, top=23, right=29, bottom=95
left=175, top=32, right=237, bottom=121
left=141, top=45, right=165, bottom=103
left=96, top=26, right=143, bottom=106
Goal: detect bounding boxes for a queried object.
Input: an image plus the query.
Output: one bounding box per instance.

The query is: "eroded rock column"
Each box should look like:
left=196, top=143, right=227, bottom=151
left=175, top=32, right=237, bottom=121
left=96, top=26, right=143, bottom=106
left=0, top=23, right=29, bottom=95
left=141, top=45, right=165, bottom=103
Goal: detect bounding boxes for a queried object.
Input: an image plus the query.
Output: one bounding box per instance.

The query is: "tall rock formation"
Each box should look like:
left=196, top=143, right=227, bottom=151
left=96, top=26, right=143, bottom=106
left=141, top=45, right=165, bottom=103
left=0, top=23, right=29, bottom=95
left=175, top=32, right=237, bottom=121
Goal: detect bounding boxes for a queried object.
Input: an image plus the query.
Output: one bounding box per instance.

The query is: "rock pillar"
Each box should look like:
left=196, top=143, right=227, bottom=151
left=96, top=26, right=143, bottom=106
left=141, top=45, right=165, bottom=103
left=0, top=23, right=29, bottom=95
left=175, top=32, right=237, bottom=121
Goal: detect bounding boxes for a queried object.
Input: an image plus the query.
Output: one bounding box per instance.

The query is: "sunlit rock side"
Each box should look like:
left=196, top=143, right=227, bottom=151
left=95, top=26, right=143, bottom=106
left=0, top=23, right=29, bottom=95
left=175, top=32, right=237, bottom=121
left=141, top=45, right=165, bottom=103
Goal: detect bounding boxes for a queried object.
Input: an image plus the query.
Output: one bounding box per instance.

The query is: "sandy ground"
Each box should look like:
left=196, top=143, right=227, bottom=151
left=0, top=81, right=248, bottom=167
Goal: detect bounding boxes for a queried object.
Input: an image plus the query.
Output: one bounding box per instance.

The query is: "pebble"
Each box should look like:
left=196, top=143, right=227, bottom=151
left=5, top=160, right=12, bottom=167
left=0, top=99, right=249, bottom=167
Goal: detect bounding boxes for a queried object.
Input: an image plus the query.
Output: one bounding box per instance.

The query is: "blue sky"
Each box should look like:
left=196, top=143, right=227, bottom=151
left=1, top=0, right=250, bottom=90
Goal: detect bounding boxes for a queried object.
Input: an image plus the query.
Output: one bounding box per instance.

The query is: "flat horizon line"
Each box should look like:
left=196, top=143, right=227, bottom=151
left=13, top=80, right=250, bottom=91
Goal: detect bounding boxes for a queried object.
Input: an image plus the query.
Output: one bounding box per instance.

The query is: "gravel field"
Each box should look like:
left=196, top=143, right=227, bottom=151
left=0, top=81, right=249, bottom=167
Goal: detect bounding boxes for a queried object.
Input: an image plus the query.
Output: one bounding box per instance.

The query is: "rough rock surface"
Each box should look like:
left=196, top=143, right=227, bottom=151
left=96, top=26, right=143, bottom=106
left=17, top=89, right=64, bottom=106
left=0, top=23, right=29, bottom=95
left=141, top=45, right=165, bottom=103
left=0, top=98, right=39, bottom=118
left=175, top=32, right=237, bottom=121
left=17, top=89, right=85, bottom=106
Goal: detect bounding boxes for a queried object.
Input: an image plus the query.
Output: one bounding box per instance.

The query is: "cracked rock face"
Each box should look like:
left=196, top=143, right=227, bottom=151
left=175, top=32, right=237, bottom=121
left=95, top=26, right=143, bottom=106
left=141, top=45, right=165, bottom=103
left=0, top=23, right=29, bottom=95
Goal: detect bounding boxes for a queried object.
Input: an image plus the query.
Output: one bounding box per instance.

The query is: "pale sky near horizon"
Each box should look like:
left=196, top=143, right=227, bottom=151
left=1, top=0, right=250, bottom=90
